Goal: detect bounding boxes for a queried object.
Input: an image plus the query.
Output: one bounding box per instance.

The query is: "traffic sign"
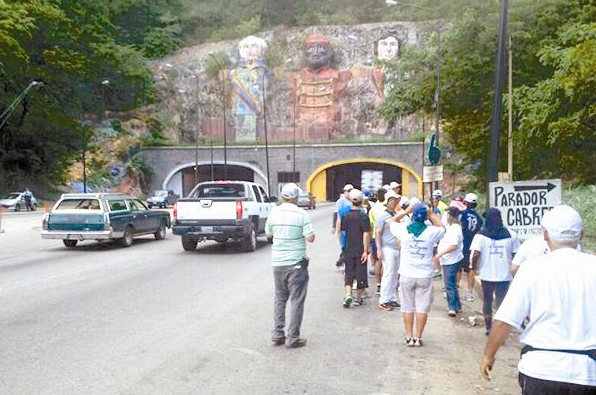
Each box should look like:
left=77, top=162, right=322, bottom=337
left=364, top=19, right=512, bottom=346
left=489, top=179, right=562, bottom=240
left=423, top=165, right=443, bottom=183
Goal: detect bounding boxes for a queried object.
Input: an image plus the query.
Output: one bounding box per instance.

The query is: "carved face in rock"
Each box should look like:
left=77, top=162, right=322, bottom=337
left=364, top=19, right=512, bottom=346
left=304, top=35, right=334, bottom=71
left=377, top=36, right=399, bottom=60
left=238, top=36, right=268, bottom=62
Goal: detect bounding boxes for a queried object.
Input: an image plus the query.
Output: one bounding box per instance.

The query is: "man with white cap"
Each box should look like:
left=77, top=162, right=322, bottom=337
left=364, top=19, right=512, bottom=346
left=431, top=189, right=448, bottom=215
left=376, top=190, right=402, bottom=311
left=390, top=181, right=402, bottom=197
left=481, top=205, right=596, bottom=393
left=460, top=192, right=483, bottom=301
left=332, top=183, right=354, bottom=267
left=265, top=183, right=316, bottom=348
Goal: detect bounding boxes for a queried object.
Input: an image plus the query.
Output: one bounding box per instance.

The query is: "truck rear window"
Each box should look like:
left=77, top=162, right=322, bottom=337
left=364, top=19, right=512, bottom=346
left=56, top=199, right=102, bottom=210
left=193, top=183, right=246, bottom=198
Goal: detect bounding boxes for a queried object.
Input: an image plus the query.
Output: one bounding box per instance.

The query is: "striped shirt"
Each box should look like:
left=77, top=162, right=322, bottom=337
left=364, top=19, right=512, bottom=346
left=265, top=203, right=315, bottom=267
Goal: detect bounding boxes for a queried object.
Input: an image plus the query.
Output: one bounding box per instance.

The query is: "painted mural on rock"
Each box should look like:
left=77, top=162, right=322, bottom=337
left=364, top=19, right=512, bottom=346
left=152, top=22, right=431, bottom=143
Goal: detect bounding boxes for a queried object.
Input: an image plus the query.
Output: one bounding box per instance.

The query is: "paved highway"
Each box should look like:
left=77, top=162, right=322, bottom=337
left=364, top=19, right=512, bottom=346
left=0, top=206, right=520, bottom=395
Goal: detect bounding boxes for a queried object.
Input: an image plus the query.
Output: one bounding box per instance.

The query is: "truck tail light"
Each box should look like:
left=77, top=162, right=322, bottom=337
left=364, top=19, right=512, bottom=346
left=173, top=202, right=177, bottom=219
left=236, top=200, right=243, bottom=219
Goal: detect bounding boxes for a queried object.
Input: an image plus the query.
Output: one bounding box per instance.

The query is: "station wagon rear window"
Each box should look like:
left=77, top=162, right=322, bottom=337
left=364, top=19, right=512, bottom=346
left=108, top=200, right=127, bottom=211
left=56, top=199, right=102, bottom=210
left=193, top=183, right=247, bottom=198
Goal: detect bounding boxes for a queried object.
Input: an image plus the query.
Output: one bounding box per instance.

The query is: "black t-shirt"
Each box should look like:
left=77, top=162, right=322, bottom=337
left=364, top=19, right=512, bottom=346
left=341, top=209, right=371, bottom=258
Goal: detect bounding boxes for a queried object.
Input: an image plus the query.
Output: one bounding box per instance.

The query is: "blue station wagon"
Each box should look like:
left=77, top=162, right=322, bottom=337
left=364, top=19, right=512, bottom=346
left=41, top=193, right=171, bottom=248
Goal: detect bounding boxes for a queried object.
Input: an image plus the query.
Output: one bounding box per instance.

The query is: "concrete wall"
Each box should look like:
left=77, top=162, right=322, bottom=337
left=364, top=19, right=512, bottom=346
left=141, top=142, right=424, bottom=198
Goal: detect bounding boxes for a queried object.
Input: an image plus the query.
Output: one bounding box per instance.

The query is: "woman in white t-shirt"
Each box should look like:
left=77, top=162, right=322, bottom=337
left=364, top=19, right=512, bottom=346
left=470, top=208, right=520, bottom=336
left=433, top=206, right=464, bottom=317
left=390, top=203, right=445, bottom=347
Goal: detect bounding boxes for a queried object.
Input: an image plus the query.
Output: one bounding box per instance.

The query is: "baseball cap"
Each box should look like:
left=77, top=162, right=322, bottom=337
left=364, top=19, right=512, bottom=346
left=382, top=184, right=390, bottom=191
left=409, top=197, right=421, bottom=206
left=432, top=189, right=443, bottom=198
left=349, top=188, right=363, bottom=203
left=385, top=190, right=400, bottom=201
left=343, top=183, right=354, bottom=192
left=399, top=196, right=410, bottom=208
left=363, top=189, right=373, bottom=198
left=281, top=183, right=301, bottom=199
left=542, top=205, right=583, bottom=243
left=412, top=203, right=428, bottom=222
left=464, top=193, right=478, bottom=204
left=390, top=181, right=401, bottom=189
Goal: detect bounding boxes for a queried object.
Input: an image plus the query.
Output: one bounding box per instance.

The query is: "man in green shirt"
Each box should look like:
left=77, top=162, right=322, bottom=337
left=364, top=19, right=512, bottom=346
left=265, top=183, right=316, bottom=348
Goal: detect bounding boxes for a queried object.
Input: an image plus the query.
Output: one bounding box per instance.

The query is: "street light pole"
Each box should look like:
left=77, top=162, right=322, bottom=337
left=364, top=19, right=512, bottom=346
left=292, top=76, right=297, bottom=183
left=0, top=81, right=44, bottom=132
left=101, top=79, right=110, bottom=120
left=487, top=0, right=509, bottom=207
left=507, top=35, right=513, bottom=180
left=208, top=53, right=227, bottom=180
left=82, top=129, right=87, bottom=193
left=262, top=73, right=271, bottom=197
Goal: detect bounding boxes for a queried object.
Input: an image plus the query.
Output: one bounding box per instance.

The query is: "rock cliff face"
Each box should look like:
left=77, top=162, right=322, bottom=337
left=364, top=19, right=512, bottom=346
left=150, top=21, right=432, bottom=144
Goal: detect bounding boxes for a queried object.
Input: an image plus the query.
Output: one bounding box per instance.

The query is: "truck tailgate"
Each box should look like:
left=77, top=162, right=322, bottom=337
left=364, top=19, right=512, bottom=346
left=176, top=199, right=239, bottom=221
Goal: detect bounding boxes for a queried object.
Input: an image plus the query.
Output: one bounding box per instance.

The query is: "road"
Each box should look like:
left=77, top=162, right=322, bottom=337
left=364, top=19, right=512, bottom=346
left=0, top=206, right=521, bottom=395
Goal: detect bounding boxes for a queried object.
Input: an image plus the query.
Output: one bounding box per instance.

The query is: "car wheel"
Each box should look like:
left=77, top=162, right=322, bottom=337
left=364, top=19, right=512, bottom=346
left=181, top=236, right=198, bottom=251
left=148, top=204, right=153, bottom=209
left=63, top=239, right=78, bottom=248
left=119, top=226, right=134, bottom=248
left=242, top=224, right=257, bottom=252
left=154, top=219, right=167, bottom=240
left=14, top=204, right=20, bottom=212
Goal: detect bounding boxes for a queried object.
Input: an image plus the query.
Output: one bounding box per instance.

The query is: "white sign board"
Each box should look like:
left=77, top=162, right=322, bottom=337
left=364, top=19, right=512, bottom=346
left=361, top=170, right=383, bottom=191
left=423, top=165, right=443, bottom=183
left=489, top=179, right=562, bottom=240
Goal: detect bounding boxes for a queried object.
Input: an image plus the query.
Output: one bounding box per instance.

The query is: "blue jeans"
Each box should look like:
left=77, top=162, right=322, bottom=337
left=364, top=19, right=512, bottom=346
left=442, top=260, right=462, bottom=312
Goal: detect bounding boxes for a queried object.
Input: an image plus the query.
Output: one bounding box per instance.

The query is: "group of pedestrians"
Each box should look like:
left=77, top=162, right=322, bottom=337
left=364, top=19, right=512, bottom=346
left=264, top=182, right=595, bottom=394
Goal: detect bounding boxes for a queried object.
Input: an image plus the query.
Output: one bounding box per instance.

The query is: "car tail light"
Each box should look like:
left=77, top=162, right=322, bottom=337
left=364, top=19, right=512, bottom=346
left=42, top=213, right=49, bottom=231
left=236, top=200, right=243, bottom=219
left=173, top=202, right=177, bottom=219
left=103, top=212, right=112, bottom=231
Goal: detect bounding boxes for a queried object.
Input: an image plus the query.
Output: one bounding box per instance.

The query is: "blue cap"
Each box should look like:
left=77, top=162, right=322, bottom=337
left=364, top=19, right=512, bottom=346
left=363, top=189, right=372, bottom=198
left=413, top=203, right=428, bottom=222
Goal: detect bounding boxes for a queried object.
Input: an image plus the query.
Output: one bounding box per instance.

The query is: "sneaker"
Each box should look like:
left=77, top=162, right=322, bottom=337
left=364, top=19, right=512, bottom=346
left=465, top=292, right=474, bottom=302
left=389, top=301, right=400, bottom=308
left=448, top=309, right=457, bottom=317
left=485, top=330, right=491, bottom=337
left=414, top=339, right=423, bottom=347
left=443, top=291, right=447, bottom=299
left=433, top=270, right=442, bottom=278
left=343, top=295, right=353, bottom=308
left=375, top=285, right=381, bottom=296
left=353, top=298, right=365, bottom=306
left=286, top=338, right=307, bottom=348
left=407, top=338, right=416, bottom=347
left=335, top=259, right=343, bottom=267
left=379, top=302, right=393, bottom=311
left=272, top=337, right=285, bottom=346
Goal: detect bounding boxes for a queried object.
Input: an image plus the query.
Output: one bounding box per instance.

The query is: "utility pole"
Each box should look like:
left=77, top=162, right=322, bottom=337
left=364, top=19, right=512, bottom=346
left=507, top=35, right=513, bottom=180
left=487, top=0, right=509, bottom=208
left=262, top=73, right=271, bottom=197
left=194, top=134, right=199, bottom=187
left=208, top=53, right=227, bottom=179
left=82, top=130, right=87, bottom=193
left=292, top=77, right=297, bottom=183
left=434, top=26, right=442, bottom=192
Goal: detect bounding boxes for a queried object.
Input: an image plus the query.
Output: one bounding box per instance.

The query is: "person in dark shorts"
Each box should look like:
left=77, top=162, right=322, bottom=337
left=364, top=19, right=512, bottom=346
left=339, top=189, right=371, bottom=308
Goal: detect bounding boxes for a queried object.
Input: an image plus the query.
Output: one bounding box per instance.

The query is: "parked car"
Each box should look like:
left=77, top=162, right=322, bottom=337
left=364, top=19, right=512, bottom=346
left=147, top=189, right=179, bottom=209
left=0, top=192, right=38, bottom=212
left=172, top=181, right=277, bottom=252
left=297, top=192, right=316, bottom=210
left=41, top=193, right=171, bottom=248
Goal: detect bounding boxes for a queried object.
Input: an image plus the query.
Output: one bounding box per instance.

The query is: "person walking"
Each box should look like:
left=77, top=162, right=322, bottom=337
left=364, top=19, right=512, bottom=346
left=434, top=206, right=464, bottom=317
left=23, top=188, right=33, bottom=211
left=340, top=189, right=371, bottom=308
left=332, top=184, right=354, bottom=267
left=470, top=208, right=519, bottom=336
left=376, top=191, right=401, bottom=311
left=460, top=192, right=483, bottom=302
left=369, top=188, right=387, bottom=296
left=265, top=183, right=315, bottom=349
left=481, top=205, right=596, bottom=393
left=389, top=203, right=445, bottom=347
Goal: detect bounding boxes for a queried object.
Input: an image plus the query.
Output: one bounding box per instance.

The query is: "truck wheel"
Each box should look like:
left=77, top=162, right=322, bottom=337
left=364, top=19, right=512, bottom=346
left=181, top=236, right=197, bottom=251
left=63, top=239, right=78, bottom=248
left=119, top=226, right=134, bottom=248
left=242, top=224, right=257, bottom=252
left=154, top=219, right=167, bottom=240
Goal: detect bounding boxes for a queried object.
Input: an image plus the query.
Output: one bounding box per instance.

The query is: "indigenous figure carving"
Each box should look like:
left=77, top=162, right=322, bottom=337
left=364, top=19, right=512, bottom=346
left=229, top=35, right=268, bottom=142
left=376, top=35, right=400, bottom=60
left=293, top=34, right=351, bottom=140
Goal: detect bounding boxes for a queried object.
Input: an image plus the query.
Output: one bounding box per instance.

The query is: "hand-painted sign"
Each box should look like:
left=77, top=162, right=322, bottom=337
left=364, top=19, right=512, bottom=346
left=489, top=179, right=562, bottom=240
left=423, top=165, right=443, bottom=183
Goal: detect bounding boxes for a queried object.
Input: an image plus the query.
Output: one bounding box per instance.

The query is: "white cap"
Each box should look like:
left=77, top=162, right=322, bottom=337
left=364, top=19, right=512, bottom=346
left=432, top=189, right=443, bottom=197
left=343, top=183, right=354, bottom=192
left=281, top=183, right=301, bottom=199
left=382, top=184, right=390, bottom=191
left=464, top=193, right=478, bottom=204
left=349, top=189, right=363, bottom=203
left=390, top=181, right=401, bottom=189
left=385, top=191, right=400, bottom=201
left=542, top=205, right=583, bottom=243
left=399, top=196, right=410, bottom=207
left=409, top=197, right=421, bottom=206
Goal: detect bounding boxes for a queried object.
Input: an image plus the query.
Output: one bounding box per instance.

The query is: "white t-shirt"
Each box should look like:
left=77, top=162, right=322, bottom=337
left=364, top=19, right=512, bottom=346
left=494, top=248, right=596, bottom=386
left=390, top=222, right=445, bottom=278
left=438, top=223, right=464, bottom=266
left=512, top=235, right=582, bottom=267
left=470, top=231, right=520, bottom=282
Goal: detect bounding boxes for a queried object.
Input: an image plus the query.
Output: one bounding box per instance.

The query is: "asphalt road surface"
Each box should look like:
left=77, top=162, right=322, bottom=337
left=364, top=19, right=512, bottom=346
left=0, top=206, right=521, bottom=395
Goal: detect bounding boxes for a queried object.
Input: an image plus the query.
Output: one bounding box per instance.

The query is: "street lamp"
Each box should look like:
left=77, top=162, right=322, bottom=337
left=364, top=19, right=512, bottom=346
left=0, top=81, right=44, bottom=132
left=261, top=72, right=271, bottom=197
left=208, top=53, right=228, bottom=180
left=101, top=79, right=109, bottom=120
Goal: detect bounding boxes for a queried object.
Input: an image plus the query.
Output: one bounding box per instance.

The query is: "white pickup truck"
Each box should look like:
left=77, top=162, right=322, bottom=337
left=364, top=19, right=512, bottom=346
left=172, top=181, right=277, bottom=252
